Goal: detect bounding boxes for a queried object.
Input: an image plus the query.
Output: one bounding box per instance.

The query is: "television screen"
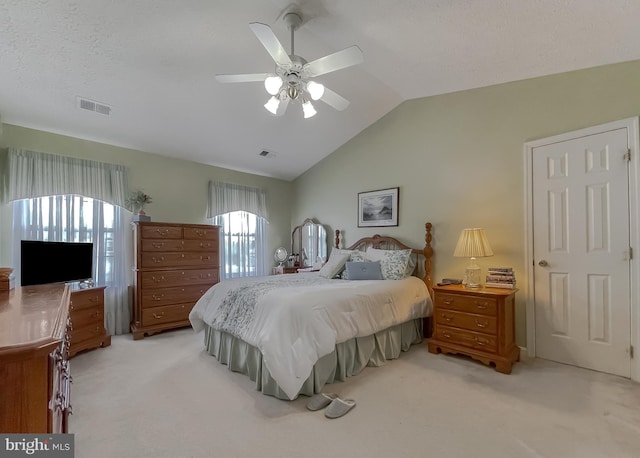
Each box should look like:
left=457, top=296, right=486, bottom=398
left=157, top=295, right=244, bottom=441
left=21, top=240, right=94, bottom=286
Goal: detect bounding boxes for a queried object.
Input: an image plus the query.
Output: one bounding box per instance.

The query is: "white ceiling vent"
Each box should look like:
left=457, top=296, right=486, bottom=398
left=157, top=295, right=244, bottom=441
left=259, top=150, right=277, bottom=158
left=77, top=96, right=112, bottom=116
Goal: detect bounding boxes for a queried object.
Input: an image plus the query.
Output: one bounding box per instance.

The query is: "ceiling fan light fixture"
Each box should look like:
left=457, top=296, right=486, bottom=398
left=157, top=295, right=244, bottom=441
left=306, top=81, right=325, bottom=101
left=302, top=100, right=317, bottom=119
left=264, top=96, right=280, bottom=115
left=264, top=76, right=283, bottom=95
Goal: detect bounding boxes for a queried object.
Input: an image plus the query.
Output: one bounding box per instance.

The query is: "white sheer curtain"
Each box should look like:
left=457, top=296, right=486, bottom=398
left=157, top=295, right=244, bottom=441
left=6, top=148, right=131, bottom=335
left=208, top=181, right=268, bottom=279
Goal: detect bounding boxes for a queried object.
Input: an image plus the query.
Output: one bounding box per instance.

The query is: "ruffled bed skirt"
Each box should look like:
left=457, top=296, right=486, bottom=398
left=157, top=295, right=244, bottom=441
left=202, top=318, right=425, bottom=400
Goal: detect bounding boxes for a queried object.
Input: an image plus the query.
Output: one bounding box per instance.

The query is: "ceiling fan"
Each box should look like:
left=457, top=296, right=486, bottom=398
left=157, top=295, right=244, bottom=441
left=215, top=11, right=363, bottom=119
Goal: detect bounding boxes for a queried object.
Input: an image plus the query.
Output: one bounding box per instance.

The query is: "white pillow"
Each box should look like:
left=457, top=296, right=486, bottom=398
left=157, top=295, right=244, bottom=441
left=365, top=248, right=412, bottom=280
left=318, top=252, right=350, bottom=279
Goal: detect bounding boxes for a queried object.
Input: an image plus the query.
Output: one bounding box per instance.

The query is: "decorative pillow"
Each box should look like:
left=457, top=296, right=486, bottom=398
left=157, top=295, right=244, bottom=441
left=334, top=249, right=367, bottom=278
left=344, top=261, right=383, bottom=280
left=365, top=248, right=412, bottom=280
left=318, top=252, right=350, bottom=279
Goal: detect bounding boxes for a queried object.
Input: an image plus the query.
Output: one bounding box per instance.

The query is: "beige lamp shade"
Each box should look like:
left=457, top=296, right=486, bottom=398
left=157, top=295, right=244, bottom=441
left=453, top=228, right=494, bottom=258
left=453, top=228, right=493, bottom=288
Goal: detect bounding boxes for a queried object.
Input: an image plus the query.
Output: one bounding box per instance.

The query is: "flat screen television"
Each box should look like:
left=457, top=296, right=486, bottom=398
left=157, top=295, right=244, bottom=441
left=21, top=240, right=94, bottom=286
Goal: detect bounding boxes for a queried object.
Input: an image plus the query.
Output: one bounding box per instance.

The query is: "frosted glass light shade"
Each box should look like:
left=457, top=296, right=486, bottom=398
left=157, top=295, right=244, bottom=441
left=264, top=96, right=280, bottom=115
left=302, top=100, right=316, bottom=118
left=306, top=81, right=325, bottom=100
left=264, top=76, right=283, bottom=95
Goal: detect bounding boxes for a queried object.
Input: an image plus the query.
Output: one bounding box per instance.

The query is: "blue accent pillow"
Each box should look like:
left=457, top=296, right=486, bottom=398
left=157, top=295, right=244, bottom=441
left=344, top=261, right=383, bottom=280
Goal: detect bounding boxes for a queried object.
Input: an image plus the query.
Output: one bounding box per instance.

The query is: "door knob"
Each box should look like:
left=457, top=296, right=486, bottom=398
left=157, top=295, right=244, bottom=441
left=538, top=260, right=548, bottom=267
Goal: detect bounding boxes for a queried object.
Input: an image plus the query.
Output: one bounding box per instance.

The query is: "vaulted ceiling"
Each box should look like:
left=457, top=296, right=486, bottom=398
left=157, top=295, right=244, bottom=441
left=1, top=1, right=639, bottom=180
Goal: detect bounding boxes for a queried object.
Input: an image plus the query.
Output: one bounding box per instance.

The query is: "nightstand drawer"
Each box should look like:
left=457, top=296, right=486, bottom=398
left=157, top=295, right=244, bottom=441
left=435, top=325, right=497, bottom=352
left=70, top=289, right=104, bottom=311
left=435, top=309, right=497, bottom=334
left=435, top=293, right=497, bottom=316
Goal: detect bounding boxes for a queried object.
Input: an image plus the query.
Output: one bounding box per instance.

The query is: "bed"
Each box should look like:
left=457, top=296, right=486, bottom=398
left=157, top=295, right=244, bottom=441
left=189, top=222, right=434, bottom=400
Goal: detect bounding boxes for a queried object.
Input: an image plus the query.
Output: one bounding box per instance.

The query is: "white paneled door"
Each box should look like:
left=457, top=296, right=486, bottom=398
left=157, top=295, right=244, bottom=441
left=532, top=125, right=632, bottom=377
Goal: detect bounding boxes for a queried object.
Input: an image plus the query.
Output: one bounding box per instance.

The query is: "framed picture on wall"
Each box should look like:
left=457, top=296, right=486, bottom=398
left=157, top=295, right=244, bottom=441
left=357, top=187, right=399, bottom=227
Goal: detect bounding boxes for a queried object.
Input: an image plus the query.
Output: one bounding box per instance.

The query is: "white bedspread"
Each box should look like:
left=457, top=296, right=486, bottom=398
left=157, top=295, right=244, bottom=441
left=189, top=272, right=432, bottom=399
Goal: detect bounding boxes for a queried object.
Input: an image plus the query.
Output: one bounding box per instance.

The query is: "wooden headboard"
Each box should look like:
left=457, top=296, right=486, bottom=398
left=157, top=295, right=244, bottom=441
left=334, top=222, right=434, bottom=298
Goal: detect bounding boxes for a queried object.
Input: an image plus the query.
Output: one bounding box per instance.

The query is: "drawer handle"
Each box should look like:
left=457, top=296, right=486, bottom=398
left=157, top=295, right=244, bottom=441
left=95, top=311, right=101, bottom=318
left=155, top=229, right=169, bottom=236
left=475, top=301, right=489, bottom=309
left=475, top=320, right=488, bottom=328
left=442, top=332, right=452, bottom=339
left=152, top=294, right=164, bottom=301
left=89, top=296, right=99, bottom=302
left=152, top=242, right=164, bottom=248
left=441, top=313, right=453, bottom=322
left=442, top=299, right=453, bottom=305
left=152, top=256, right=165, bottom=263
left=152, top=275, right=165, bottom=283
left=195, top=229, right=205, bottom=237
left=474, top=337, right=487, bottom=347
left=152, top=312, right=165, bottom=319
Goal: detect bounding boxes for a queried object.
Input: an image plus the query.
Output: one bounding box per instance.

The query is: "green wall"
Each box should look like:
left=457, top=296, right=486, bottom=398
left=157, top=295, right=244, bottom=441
left=292, top=59, right=640, bottom=346
left=0, top=125, right=294, bottom=272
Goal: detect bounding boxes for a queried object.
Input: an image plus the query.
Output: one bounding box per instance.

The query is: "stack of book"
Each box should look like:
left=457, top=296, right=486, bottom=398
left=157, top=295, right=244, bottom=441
left=485, top=267, right=516, bottom=289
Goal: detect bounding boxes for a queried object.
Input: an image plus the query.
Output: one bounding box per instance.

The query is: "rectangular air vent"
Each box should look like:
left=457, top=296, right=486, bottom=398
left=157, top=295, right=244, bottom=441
left=259, top=150, right=277, bottom=158
left=77, top=96, right=112, bottom=116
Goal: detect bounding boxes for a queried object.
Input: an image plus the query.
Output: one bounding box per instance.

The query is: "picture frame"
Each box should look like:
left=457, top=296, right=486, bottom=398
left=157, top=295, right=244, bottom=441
left=357, top=187, right=399, bottom=227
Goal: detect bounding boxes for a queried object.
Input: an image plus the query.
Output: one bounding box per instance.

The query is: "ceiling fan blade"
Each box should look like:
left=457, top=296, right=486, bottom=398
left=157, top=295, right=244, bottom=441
left=215, top=73, right=270, bottom=83
left=319, top=87, right=350, bottom=111
left=275, top=97, right=290, bottom=116
left=304, top=45, right=364, bottom=77
left=249, top=22, right=292, bottom=67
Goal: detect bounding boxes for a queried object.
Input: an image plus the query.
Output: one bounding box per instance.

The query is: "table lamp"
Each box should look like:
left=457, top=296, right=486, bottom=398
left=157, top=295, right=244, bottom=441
left=453, top=228, right=494, bottom=288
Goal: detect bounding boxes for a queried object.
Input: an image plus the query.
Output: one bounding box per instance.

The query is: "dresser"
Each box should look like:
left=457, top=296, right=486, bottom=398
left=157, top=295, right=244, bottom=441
left=131, top=222, right=220, bottom=340
left=0, top=283, right=72, bottom=433
left=69, top=285, right=110, bottom=357
left=427, top=284, right=520, bottom=374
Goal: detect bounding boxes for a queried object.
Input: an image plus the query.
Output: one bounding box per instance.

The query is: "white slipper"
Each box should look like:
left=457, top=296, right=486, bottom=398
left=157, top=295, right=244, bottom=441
left=324, top=398, right=356, bottom=419
left=306, top=393, right=339, bottom=411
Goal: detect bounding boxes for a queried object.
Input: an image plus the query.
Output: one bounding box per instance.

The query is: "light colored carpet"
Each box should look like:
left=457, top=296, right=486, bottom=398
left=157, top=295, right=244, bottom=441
left=70, top=328, right=640, bottom=458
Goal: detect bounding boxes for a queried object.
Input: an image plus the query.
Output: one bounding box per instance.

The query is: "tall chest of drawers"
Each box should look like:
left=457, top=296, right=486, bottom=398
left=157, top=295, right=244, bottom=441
left=131, top=222, right=220, bottom=340
left=427, top=284, right=520, bottom=374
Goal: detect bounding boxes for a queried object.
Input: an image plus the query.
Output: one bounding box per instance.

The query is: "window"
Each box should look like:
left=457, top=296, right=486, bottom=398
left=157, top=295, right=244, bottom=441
left=13, top=195, right=131, bottom=334
left=214, top=211, right=267, bottom=279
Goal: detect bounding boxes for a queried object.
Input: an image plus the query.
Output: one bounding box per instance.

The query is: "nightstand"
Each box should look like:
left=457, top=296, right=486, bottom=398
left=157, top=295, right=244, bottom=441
left=427, top=284, right=519, bottom=374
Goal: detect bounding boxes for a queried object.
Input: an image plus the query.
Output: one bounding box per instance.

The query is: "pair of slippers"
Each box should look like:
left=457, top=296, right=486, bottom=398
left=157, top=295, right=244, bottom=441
left=306, top=393, right=356, bottom=418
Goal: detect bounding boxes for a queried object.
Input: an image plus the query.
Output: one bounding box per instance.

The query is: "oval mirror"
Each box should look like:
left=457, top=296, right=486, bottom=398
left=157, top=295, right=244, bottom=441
left=274, top=247, right=288, bottom=266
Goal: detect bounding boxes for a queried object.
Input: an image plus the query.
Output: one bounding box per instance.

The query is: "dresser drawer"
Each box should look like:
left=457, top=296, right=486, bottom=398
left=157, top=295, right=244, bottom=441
left=435, top=293, right=497, bottom=316
left=140, top=225, right=183, bottom=239
left=141, top=239, right=218, bottom=252
left=142, top=303, right=192, bottom=326
left=70, top=289, right=104, bottom=311
left=434, top=325, right=497, bottom=352
left=70, top=306, right=103, bottom=328
left=140, top=252, right=217, bottom=268
left=141, top=284, right=211, bottom=308
left=71, top=322, right=106, bottom=345
left=139, top=269, right=219, bottom=288
left=435, top=309, right=497, bottom=335
left=183, top=226, right=218, bottom=240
